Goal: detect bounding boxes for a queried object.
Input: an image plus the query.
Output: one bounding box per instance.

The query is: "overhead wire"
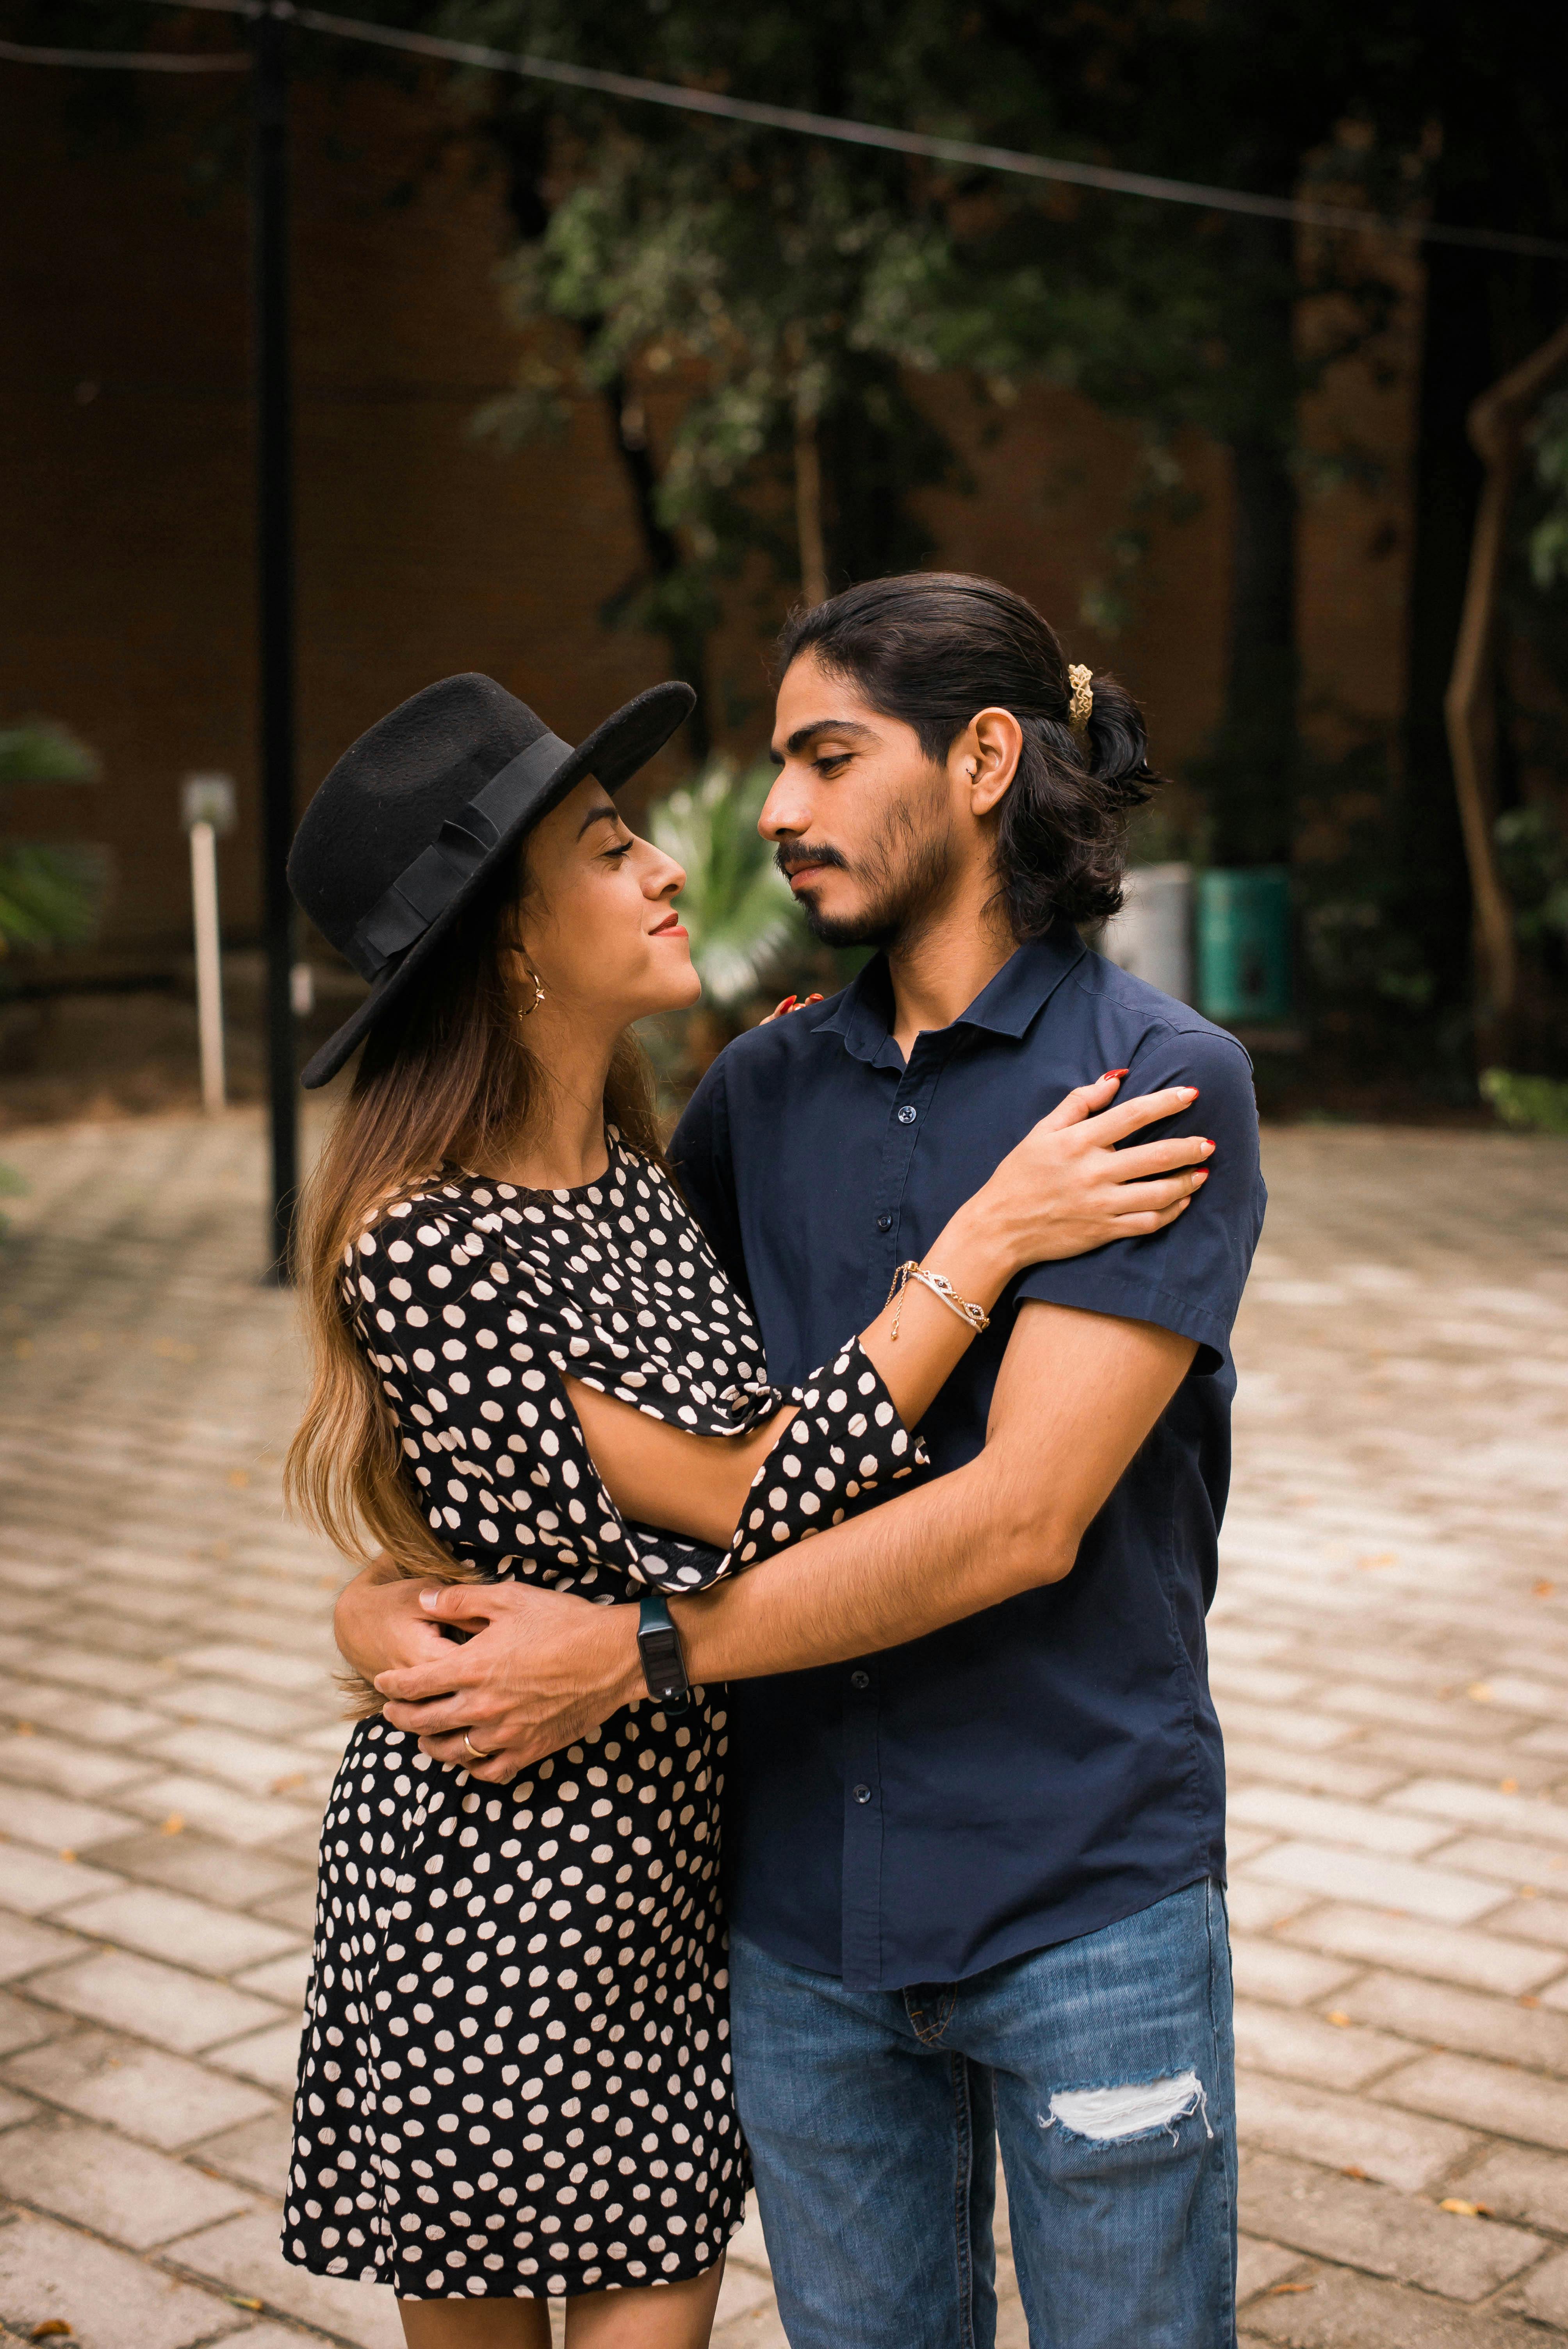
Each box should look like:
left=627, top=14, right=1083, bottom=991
left=9, top=0, right=1568, bottom=263
left=0, top=35, right=246, bottom=67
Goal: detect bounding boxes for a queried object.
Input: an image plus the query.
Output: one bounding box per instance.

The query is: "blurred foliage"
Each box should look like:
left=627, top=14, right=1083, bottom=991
left=456, top=0, right=980, bottom=678
left=1479, top=1068, right=1568, bottom=1137
left=1529, top=393, right=1568, bottom=595
left=648, top=762, right=808, bottom=1010
left=0, top=722, right=108, bottom=962
left=0, top=722, right=98, bottom=788
left=1495, top=806, right=1568, bottom=950
left=635, top=764, right=864, bottom=1114
left=437, top=0, right=1447, bottom=808
left=435, top=0, right=1568, bottom=896
left=1272, top=734, right=1480, bottom=1096
left=0, top=1157, right=23, bottom=1245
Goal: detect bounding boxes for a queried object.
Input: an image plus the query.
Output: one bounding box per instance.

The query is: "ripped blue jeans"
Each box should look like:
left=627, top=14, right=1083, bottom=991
left=729, top=1880, right=1236, bottom=2349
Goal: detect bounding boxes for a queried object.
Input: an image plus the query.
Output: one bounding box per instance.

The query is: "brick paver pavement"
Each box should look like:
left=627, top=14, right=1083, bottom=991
left=0, top=1107, right=1565, bottom=2347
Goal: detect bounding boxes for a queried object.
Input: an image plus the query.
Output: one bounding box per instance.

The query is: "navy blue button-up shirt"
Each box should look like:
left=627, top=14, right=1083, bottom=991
left=671, top=921, right=1265, bottom=1991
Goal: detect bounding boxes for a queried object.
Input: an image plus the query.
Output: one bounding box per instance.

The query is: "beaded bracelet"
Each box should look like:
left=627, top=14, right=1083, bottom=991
left=886, top=1259, right=992, bottom=1342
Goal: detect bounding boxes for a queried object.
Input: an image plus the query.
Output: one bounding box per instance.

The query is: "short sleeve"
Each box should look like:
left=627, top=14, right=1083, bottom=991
left=351, top=1199, right=644, bottom=1597
left=1015, top=1023, right=1265, bottom=1374
left=717, top=1338, right=933, bottom=1574
left=670, top=1059, right=752, bottom=1308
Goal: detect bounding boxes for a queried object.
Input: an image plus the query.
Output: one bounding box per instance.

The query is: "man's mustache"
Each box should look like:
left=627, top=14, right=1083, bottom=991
left=774, top=843, right=852, bottom=880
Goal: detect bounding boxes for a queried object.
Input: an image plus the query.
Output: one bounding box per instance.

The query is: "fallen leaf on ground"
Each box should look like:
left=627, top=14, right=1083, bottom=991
left=57, top=1850, right=75, bottom=1864
left=1326, top=2010, right=1351, bottom=2026
left=1441, top=2198, right=1493, bottom=2217
left=224, top=2295, right=264, bottom=2311
left=30, top=2323, right=73, bottom=2340
left=1520, top=1994, right=1542, bottom=2008
left=1342, top=2165, right=1369, bottom=2180
left=1468, top=1682, right=1494, bottom=1701
left=1535, top=1581, right=1556, bottom=1599
left=160, top=1813, right=184, bottom=1835
left=271, top=1772, right=306, bottom=1794
left=1270, top=2281, right=1314, bottom=2294
left=1500, top=1777, right=1519, bottom=1793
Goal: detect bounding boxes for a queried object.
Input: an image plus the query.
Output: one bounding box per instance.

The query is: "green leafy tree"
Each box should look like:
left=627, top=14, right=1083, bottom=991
left=440, top=0, right=1443, bottom=864
left=449, top=0, right=980, bottom=747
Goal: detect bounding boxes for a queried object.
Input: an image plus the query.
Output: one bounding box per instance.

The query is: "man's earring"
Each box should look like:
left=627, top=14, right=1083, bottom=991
left=519, top=961, right=546, bottom=1016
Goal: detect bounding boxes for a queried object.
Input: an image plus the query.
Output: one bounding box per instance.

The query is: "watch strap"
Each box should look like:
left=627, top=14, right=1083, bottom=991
left=637, top=1591, right=690, bottom=1711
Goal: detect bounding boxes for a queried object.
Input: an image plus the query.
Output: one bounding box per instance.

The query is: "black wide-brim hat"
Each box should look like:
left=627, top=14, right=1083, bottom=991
left=288, top=672, right=695, bottom=1089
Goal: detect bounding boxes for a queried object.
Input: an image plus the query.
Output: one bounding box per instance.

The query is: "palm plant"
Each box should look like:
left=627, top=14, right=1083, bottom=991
left=648, top=759, right=809, bottom=1010
left=636, top=758, right=816, bottom=1106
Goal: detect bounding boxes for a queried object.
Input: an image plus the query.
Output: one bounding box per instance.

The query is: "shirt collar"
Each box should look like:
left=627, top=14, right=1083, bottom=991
left=813, top=919, right=1087, bottom=1067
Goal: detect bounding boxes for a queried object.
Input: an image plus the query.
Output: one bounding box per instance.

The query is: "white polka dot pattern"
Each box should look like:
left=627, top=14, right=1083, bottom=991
left=285, top=1131, right=930, bottom=2301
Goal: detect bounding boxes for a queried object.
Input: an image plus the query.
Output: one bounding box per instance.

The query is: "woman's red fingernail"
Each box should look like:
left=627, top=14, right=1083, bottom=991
left=1101, top=1068, right=1129, bottom=1080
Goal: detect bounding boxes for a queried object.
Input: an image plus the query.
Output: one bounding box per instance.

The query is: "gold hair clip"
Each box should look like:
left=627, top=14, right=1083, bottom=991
left=1067, top=663, right=1094, bottom=735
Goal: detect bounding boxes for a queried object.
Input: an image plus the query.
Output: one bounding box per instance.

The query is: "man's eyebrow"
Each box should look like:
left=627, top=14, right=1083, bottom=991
left=769, top=718, right=877, bottom=766
left=576, top=802, right=622, bottom=839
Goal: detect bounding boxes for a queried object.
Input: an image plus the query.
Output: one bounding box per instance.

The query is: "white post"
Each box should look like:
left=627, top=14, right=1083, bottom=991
left=189, top=819, right=226, bottom=1113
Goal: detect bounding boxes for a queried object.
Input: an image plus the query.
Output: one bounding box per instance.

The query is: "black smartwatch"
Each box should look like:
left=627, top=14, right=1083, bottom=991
left=637, top=1591, right=691, bottom=1711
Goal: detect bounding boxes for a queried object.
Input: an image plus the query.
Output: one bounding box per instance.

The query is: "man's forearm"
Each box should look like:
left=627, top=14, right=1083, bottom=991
left=669, top=1302, right=1191, bottom=1686
left=669, top=1445, right=1053, bottom=1684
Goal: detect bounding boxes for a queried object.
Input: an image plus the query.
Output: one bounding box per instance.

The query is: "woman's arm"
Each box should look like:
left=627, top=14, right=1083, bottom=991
left=565, top=1072, right=1208, bottom=1545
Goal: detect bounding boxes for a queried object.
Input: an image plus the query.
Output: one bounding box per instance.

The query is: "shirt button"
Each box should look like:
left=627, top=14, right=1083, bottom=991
left=852, top=1783, right=872, bottom=1805
left=850, top=1670, right=870, bottom=1690
left=875, top=1215, right=892, bottom=1233
left=896, top=1105, right=917, bottom=1125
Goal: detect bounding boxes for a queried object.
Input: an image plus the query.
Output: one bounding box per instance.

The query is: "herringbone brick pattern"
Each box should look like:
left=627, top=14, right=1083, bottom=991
left=0, top=1109, right=1564, bottom=2347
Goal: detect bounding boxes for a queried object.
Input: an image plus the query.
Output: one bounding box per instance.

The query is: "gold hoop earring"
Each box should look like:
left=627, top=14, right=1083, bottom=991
left=518, top=962, right=546, bottom=1017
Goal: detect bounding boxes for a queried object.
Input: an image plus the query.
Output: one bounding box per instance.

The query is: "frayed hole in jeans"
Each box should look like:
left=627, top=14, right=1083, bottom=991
left=1039, top=2071, right=1212, bottom=2144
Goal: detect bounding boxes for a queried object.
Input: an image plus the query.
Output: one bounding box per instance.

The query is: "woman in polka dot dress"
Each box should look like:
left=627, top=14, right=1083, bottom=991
left=281, top=674, right=1209, bottom=2347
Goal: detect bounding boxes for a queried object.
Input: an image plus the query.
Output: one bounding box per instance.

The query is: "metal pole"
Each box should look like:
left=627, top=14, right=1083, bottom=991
left=189, top=820, right=227, bottom=1112
left=253, top=0, right=298, bottom=1278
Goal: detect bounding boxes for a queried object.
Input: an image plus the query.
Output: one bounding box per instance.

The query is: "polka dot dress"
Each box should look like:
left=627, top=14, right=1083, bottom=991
left=286, top=1132, right=930, bottom=2303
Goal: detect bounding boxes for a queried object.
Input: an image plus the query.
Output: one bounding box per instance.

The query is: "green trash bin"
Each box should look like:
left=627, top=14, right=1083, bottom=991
left=1197, top=868, right=1292, bottom=1025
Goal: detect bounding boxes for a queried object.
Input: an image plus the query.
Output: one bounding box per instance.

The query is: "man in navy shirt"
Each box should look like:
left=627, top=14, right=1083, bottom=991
left=392, top=574, right=1264, bottom=2347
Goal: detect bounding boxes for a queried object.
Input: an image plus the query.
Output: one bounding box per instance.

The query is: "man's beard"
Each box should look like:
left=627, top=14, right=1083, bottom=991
left=777, top=776, right=958, bottom=954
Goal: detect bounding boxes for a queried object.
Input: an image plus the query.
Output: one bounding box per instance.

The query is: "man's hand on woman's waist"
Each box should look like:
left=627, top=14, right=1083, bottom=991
left=375, top=1582, right=642, bottom=1783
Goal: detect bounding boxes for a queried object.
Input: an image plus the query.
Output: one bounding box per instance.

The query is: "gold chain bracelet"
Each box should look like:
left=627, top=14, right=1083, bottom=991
left=886, top=1259, right=991, bottom=1342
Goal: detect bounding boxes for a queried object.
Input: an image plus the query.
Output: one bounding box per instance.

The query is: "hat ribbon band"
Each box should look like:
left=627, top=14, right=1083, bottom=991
left=344, top=729, right=574, bottom=982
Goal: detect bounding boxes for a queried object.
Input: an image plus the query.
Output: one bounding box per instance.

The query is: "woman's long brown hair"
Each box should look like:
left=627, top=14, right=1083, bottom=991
left=285, top=849, right=667, bottom=1624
